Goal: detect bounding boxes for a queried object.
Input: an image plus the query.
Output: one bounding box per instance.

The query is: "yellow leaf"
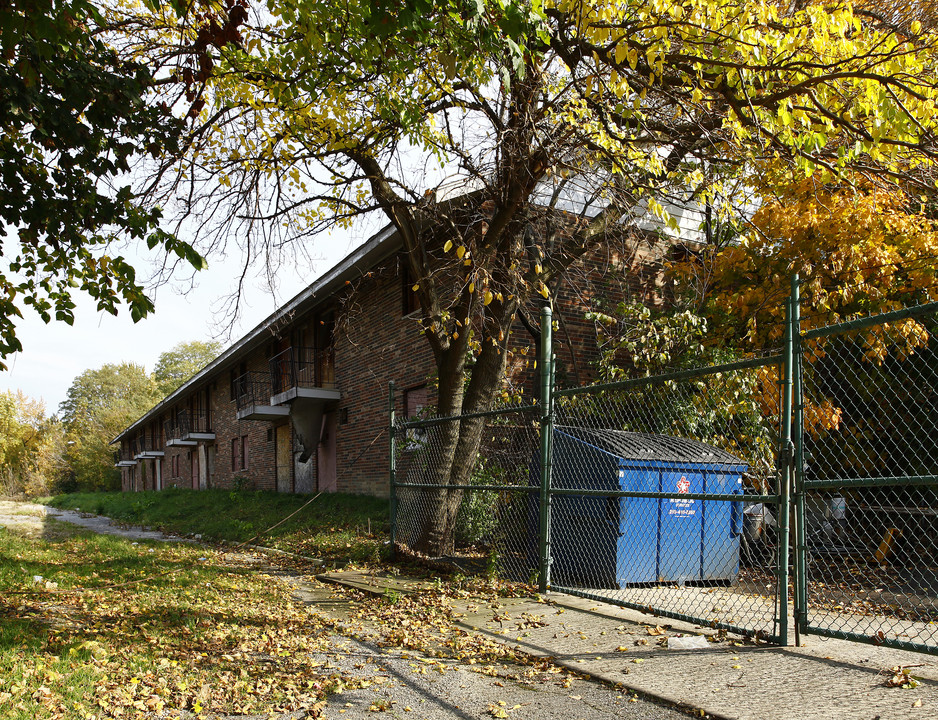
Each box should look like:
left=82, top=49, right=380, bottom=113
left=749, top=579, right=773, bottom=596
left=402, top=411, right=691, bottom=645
left=483, top=290, right=493, bottom=305
left=456, top=245, right=466, bottom=259
left=412, top=284, right=419, bottom=292
left=443, top=240, right=453, bottom=252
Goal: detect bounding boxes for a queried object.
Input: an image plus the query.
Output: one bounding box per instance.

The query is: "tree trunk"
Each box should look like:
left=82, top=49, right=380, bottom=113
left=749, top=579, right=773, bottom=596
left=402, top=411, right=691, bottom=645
left=411, top=302, right=517, bottom=557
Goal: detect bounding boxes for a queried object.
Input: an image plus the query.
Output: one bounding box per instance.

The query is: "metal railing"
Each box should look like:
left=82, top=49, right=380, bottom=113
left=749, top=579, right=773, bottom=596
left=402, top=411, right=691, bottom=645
left=135, top=430, right=162, bottom=454
left=269, top=346, right=335, bottom=395
left=163, top=418, right=179, bottom=442
left=232, top=371, right=272, bottom=411
left=179, top=408, right=213, bottom=435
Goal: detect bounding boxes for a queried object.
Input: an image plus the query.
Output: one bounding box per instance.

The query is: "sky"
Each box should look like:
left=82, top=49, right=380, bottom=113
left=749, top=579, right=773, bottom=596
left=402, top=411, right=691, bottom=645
left=0, top=231, right=365, bottom=414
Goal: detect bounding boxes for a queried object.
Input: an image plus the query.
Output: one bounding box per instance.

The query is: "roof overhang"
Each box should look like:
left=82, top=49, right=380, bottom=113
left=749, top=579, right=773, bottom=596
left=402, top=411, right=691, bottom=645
left=112, top=221, right=403, bottom=443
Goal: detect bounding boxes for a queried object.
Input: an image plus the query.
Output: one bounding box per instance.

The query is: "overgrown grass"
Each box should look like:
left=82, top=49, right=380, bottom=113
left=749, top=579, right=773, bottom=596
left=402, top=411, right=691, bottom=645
left=41, top=488, right=390, bottom=565
left=0, top=521, right=338, bottom=718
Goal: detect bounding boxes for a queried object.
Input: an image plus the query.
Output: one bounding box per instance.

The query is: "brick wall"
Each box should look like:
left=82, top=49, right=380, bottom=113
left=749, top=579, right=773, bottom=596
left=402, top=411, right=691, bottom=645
left=332, top=260, right=436, bottom=496
left=119, top=231, right=670, bottom=497
left=209, top=348, right=282, bottom=492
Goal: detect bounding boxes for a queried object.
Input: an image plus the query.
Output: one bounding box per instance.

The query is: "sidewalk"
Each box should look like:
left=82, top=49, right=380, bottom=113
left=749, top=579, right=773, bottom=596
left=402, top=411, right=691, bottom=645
left=320, top=571, right=937, bottom=720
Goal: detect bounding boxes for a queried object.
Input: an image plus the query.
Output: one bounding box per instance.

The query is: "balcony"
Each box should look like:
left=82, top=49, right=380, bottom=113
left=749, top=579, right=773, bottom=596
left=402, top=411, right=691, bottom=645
left=268, top=346, right=340, bottom=406
left=113, top=448, right=136, bottom=468
left=234, top=371, right=290, bottom=421
left=179, top=409, right=215, bottom=442
left=164, top=418, right=196, bottom=447
left=134, top=435, right=164, bottom=460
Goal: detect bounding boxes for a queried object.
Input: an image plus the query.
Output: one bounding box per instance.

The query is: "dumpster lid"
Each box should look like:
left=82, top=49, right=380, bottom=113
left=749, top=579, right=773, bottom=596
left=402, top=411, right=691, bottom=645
left=556, top=426, right=747, bottom=468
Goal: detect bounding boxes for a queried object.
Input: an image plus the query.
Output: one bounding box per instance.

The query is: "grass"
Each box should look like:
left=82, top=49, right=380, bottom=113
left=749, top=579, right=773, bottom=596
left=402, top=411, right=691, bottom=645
left=41, top=488, right=390, bottom=565
left=0, top=520, right=340, bottom=719
left=0, top=493, right=560, bottom=719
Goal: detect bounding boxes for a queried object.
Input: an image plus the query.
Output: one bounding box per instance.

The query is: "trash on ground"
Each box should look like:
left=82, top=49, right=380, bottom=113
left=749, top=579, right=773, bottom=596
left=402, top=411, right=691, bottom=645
left=668, top=635, right=709, bottom=650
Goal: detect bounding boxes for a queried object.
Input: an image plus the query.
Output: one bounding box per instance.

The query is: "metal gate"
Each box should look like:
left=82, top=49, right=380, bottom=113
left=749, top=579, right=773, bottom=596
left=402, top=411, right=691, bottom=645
left=793, top=287, right=938, bottom=654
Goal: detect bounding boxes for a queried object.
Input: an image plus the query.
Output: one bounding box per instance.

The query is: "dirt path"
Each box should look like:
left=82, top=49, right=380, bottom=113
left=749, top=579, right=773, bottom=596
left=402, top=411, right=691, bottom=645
left=0, top=499, right=189, bottom=542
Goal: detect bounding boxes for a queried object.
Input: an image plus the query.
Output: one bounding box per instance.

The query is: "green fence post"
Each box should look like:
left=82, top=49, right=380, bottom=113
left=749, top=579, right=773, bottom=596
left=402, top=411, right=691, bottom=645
left=778, top=284, right=795, bottom=646
left=389, top=381, right=398, bottom=555
left=791, top=275, right=807, bottom=641
left=538, top=306, right=554, bottom=594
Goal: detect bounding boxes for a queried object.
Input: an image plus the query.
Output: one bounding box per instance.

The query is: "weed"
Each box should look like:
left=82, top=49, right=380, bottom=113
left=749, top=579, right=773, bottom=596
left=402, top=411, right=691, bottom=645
left=40, top=489, right=389, bottom=565
left=0, top=524, right=338, bottom=718
left=485, top=549, right=500, bottom=579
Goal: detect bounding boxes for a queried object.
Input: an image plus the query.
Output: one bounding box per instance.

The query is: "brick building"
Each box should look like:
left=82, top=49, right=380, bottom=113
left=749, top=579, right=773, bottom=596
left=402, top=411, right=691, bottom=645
left=113, top=211, right=682, bottom=497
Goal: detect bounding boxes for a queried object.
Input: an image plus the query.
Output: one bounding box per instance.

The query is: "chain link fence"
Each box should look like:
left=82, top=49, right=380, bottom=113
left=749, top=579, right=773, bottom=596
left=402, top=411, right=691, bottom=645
left=393, top=404, right=542, bottom=580
left=552, top=357, right=784, bottom=641
left=391, top=298, right=938, bottom=654
left=798, top=303, right=938, bottom=652
left=391, top=354, right=787, bottom=642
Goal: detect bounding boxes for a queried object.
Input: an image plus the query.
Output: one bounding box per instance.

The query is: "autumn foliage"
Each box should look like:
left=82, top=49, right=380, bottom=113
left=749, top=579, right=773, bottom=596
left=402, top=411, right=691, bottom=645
left=680, top=173, right=938, bottom=349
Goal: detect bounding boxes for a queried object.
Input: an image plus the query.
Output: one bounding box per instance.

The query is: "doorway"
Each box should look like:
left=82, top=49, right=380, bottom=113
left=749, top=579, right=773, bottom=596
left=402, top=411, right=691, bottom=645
left=317, top=411, right=337, bottom=492
left=276, top=424, right=293, bottom=493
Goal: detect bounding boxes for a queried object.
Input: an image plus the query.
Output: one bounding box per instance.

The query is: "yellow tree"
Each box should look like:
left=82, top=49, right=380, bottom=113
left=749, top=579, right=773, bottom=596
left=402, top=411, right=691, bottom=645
left=0, top=391, right=65, bottom=497
left=680, top=173, right=938, bottom=348
left=126, top=0, right=938, bottom=553
left=671, top=170, right=938, bottom=440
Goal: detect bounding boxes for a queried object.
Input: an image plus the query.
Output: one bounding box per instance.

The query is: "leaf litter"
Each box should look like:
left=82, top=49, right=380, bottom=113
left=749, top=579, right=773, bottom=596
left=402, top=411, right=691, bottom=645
left=1, top=525, right=656, bottom=720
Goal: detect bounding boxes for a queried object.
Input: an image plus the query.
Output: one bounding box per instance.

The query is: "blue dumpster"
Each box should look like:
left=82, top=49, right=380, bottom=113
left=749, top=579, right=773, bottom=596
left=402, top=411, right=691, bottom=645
left=546, top=427, right=746, bottom=588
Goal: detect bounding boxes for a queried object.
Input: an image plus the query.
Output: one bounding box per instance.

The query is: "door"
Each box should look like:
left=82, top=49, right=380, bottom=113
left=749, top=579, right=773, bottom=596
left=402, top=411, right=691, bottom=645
left=191, top=451, right=199, bottom=490
left=274, top=337, right=292, bottom=394
left=316, top=312, right=335, bottom=387
left=702, top=472, right=743, bottom=580
left=317, top=411, right=337, bottom=492
left=276, top=424, right=292, bottom=493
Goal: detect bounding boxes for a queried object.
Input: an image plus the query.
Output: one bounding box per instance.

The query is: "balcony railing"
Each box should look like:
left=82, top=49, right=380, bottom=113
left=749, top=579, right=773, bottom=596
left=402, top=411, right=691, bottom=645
left=179, top=409, right=213, bottom=436
left=134, top=432, right=163, bottom=456
left=269, top=346, right=335, bottom=396
left=163, top=418, right=179, bottom=441
left=114, top=447, right=135, bottom=466
left=233, top=371, right=273, bottom=411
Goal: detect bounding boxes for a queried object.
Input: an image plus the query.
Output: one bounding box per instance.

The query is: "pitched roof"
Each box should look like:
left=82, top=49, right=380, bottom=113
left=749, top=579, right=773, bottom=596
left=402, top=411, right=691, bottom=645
left=113, top=222, right=401, bottom=442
